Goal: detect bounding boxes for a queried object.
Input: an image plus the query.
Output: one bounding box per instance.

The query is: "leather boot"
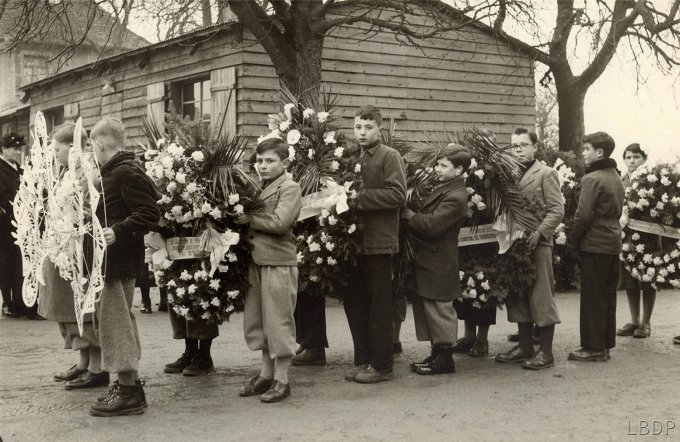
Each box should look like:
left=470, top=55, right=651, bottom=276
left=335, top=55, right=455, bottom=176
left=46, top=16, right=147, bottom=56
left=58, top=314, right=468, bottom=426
left=410, top=344, right=439, bottom=372
left=89, top=384, right=144, bottom=417
left=415, top=345, right=455, bottom=375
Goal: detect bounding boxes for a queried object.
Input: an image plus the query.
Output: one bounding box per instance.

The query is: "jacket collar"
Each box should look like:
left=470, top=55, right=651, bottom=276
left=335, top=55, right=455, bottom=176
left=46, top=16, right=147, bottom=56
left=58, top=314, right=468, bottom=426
left=361, top=141, right=381, bottom=156
left=421, top=176, right=465, bottom=206
left=0, top=156, right=19, bottom=172
left=585, top=158, right=618, bottom=175
left=100, top=150, right=136, bottom=175
left=260, top=172, right=289, bottom=200
left=519, top=160, right=543, bottom=188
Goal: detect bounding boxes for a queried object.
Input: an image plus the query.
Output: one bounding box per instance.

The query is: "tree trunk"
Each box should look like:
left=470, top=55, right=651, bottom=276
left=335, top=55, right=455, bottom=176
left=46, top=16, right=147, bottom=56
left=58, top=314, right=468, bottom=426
left=201, top=0, right=212, bottom=26
left=277, top=32, right=324, bottom=96
left=555, top=83, right=586, bottom=153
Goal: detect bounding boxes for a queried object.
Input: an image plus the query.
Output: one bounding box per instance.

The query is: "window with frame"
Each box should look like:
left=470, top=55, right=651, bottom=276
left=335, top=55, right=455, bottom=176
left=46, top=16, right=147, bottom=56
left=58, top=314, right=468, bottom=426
left=43, top=107, right=64, bottom=135
left=21, top=54, right=51, bottom=87
left=167, top=78, right=211, bottom=122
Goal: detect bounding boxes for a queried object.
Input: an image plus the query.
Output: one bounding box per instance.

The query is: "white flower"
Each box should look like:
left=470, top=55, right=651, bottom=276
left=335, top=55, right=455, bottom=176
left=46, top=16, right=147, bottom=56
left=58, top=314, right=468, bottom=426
left=476, top=271, right=485, bottom=280
left=327, top=257, right=337, bottom=266
left=288, top=146, right=296, bottom=161
left=144, top=149, right=158, bottom=160
left=556, top=232, right=567, bottom=245
left=228, top=193, right=240, bottom=205
left=309, top=242, right=321, bottom=252
left=233, top=204, right=244, bottom=215
left=635, top=244, right=645, bottom=253
left=209, top=208, right=222, bottom=219
left=622, top=243, right=631, bottom=252
left=466, top=187, right=475, bottom=195
left=320, top=209, right=330, bottom=219
left=653, top=257, right=663, bottom=266
left=632, top=233, right=640, bottom=241
left=200, top=300, right=210, bottom=310
left=647, top=174, right=658, bottom=183
left=324, top=131, right=337, bottom=145
left=209, top=279, right=220, bottom=290
left=474, top=169, right=485, bottom=179
left=218, top=264, right=229, bottom=272
left=175, top=172, right=186, bottom=184
left=643, top=254, right=653, bottom=263
left=330, top=160, right=340, bottom=171
left=481, top=281, right=490, bottom=290
left=201, top=312, right=210, bottom=320
left=315, top=257, right=323, bottom=265
left=303, top=108, right=315, bottom=119
left=227, top=290, right=240, bottom=299
left=317, top=112, right=329, bottom=123
left=226, top=253, right=238, bottom=262
left=459, top=271, right=465, bottom=279
left=186, top=182, right=198, bottom=193
left=326, top=242, right=335, bottom=252
left=283, top=103, right=295, bottom=120
left=469, top=289, right=477, bottom=297
left=180, top=270, right=192, bottom=280
left=661, top=176, right=672, bottom=186
left=188, top=284, right=197, bottom=294
left=166, top=182, right=177, bottom=193
left=354, top=163, right=361, bottom=173
left=176, top=287, right=186, bottom=297
left=656, top=202, right=665, bottom=210
left=287, top=129, right=301, bottom=145
left=467, top=277, right=476, bottom=288
left=162, top=260, right=173, bottom=270
left=156, top=138, right=166, bottom=148
left=309, top=275, right=320, bottom=282
left=328, top=215, right=337, bottom=226
left=297, top=252, right=304, bottom=263
left=334, top=147, right=344, bottom=158
left=308, top=149, right=314, bottom=159
left=194, top=270, right=208, bottom=280
left=191, top=151, right=204, bottom=162
left=279, top=120, right=291, bottom=131
left=479, top=294, right=487, bottom=302
left=650, top=209, right=659, bottom=218
left=161, top=156, right=174, bottom=169
left=469, top=158, right=478, bottom=169
left=347, top=224, right=356, bottom=234
left=211, top=297, right=220, bottom=307
left=201, top=202, right=212, bottom=214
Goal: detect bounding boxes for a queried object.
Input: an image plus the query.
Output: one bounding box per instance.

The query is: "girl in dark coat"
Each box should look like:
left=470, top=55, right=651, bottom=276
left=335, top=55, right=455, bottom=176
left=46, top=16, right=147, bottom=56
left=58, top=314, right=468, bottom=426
left=402, top=144, right=471, bottom=375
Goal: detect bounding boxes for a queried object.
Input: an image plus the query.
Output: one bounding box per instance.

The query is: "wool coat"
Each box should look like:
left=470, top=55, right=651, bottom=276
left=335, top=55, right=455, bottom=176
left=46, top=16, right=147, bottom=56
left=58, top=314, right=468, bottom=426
left=405, top=176, right=469, bottom=301
left=249, top=172, right=302, bottom=266
left=356, top=143, right=407, bottom=255
left=0, top=157, right=21, bottom=241
left=569, top=158, right=624, bottom=255
left=519, top=160, right=564, bottom=245
left=92, top=151, right=161, bottom=279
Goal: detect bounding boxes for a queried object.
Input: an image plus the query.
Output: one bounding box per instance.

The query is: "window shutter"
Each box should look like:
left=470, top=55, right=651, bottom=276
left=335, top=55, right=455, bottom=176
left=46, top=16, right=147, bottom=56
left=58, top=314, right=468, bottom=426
left=64, top=102, right=79, bottom=121
left=210, top=67, right=236, bottom=137
left=146, top=82, right=165, bottom=129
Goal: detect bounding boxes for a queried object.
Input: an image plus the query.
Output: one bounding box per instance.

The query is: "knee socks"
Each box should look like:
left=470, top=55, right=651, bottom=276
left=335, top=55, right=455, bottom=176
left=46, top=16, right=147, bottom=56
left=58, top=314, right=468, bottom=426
left=260, top=349, right=275, bottom=380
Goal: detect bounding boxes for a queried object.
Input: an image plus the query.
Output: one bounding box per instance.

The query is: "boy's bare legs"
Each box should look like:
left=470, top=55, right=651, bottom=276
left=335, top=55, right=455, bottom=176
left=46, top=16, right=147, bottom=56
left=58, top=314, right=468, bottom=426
left=78, top=349, right=90, bottom=370
left=626, top=289, right=641, bottom=325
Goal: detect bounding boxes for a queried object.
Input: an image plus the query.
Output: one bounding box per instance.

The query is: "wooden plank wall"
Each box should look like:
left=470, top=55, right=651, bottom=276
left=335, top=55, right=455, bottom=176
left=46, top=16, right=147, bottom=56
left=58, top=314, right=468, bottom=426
left=26, top=31, right=243, bottom=151
left=239, top=18, right=535, bottom=146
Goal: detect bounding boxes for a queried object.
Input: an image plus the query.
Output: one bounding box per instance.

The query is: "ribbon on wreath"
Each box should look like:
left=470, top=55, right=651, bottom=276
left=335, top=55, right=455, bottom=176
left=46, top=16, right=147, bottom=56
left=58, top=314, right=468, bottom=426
left=144, top=232, right=169, bottom=270
left=298, top=178, right=353, bottom=221
left=492, top=215, right=525, bottom=254
left=200, top=225, right=240, bottom=277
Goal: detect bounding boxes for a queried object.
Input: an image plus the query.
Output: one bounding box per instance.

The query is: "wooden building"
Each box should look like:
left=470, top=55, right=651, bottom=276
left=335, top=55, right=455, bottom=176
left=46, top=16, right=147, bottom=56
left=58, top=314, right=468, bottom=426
left=20, top=8, right=537, bottom=153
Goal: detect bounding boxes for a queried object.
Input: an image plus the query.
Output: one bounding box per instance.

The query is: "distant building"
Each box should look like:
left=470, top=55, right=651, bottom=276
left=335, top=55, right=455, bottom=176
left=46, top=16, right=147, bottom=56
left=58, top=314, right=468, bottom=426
left=20, top=5, right=537, bottom=155
left=0, top=0, right=147, bottom=154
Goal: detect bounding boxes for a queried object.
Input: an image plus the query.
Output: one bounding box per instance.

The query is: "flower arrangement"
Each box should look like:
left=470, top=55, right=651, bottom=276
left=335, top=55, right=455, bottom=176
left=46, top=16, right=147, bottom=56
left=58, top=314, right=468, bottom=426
left=258, top=89, right=363, bottom=296
left=143, top=110, right=260, bottom=322
left=620, top=163, right=680, bottom=289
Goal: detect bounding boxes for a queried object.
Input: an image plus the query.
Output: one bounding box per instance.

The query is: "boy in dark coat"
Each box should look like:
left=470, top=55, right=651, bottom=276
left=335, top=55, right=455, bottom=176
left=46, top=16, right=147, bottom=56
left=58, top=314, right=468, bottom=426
left=402, top=144, right=471, bottom=375
left=568, top=131, right=624, bottom=362
left=344, top=105, right=407, bottom=384
left=87, top=118, right=160, bottom=416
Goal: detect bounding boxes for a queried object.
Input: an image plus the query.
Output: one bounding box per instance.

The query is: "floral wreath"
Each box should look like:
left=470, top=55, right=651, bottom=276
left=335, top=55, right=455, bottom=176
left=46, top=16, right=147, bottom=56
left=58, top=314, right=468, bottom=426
left=620, top=163, right=680, bottom=289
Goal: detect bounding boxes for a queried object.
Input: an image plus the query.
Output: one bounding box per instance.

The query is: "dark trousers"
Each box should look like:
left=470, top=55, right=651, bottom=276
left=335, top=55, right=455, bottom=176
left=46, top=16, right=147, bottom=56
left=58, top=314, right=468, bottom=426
left=294, top=290, right=328, bottom=349
left=580, top=252, right=618, bottom=351
left=0, top=240, right=34, bottom=315
left=344, top=254, right=393, bottom=372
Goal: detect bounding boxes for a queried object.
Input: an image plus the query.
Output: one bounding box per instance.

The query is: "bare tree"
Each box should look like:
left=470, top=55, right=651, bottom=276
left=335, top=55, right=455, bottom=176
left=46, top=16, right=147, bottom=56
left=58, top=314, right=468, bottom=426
left=535, top=82, right=559, bottom=150
left=493, top=1, right=680, bottom=152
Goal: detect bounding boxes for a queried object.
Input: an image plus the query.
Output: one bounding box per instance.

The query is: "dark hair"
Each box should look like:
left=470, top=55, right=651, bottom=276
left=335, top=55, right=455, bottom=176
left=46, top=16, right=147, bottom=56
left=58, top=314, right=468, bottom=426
left=355, top=105, right=382, bottom=127
left=1, top=133, right=24, bottom=150
left=623, top=143, right=647, bottom=160
left=51, top=122, right=89, bottom=148
left=256, top=138, right=289, bottom=160
left=513, top=127, right=538, bottom=145
left=437, top=143, right=472, bottom=170
left=583, top=131, right=615, bottom=158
